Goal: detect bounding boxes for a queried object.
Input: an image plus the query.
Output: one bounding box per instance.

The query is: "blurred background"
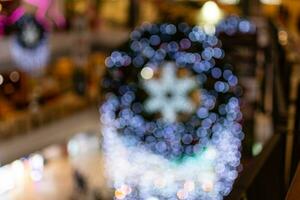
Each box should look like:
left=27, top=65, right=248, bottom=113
left=0, top=0, right=299, bottom=199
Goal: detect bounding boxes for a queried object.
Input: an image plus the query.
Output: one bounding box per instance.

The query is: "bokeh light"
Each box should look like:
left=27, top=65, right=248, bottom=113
left=101, top=23, right=243, bottom=200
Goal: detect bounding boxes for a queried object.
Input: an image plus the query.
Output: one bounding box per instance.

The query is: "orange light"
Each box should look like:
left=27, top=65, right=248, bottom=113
left=202, top=180, right=214, bottom=192
left=115, top=189, right=126, bottom=199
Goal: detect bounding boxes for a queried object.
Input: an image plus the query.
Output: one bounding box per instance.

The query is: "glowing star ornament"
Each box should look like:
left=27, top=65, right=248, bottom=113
left=143, top=62, right=197, bottom=122
left=101, top=23, right=244, bottom=200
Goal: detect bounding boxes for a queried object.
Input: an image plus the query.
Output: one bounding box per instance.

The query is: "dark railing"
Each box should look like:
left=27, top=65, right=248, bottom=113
left=286, top=164, right=300, bottom=200
left=226, top=19, right=288, bottom=200
left=291, top=83, right=300, bottom=179
left=246, top=133, right=286, bottom=200
left=227, top=133, right=285, bottom=200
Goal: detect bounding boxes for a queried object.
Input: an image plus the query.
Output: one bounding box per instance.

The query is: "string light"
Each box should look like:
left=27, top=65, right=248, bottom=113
left=101, top=23, right=243, bottom=200
left=141, top=66, right=154, bottom=80
left=216, top=15, right=256, bottom=35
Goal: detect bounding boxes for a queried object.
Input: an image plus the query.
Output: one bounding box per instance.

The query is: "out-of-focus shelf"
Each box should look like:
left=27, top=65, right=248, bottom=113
left=0, top=93, right=89, bottom=139
left=0, top=28, right=129, bottom=71
left=0, top=106, right=100, bottom=165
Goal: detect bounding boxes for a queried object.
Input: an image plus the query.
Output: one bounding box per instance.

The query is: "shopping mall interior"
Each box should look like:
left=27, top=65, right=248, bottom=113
left=0, top=0, right=299, bottom=200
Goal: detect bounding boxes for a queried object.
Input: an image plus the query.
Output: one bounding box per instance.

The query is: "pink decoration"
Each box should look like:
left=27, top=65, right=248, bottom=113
left=0, top=0, right=65, bottom=35
left=0, top=7, right=25, bottom=36
left=7, top=7, right=25, bottom=24
left=24, top=0, right=65, bottom=28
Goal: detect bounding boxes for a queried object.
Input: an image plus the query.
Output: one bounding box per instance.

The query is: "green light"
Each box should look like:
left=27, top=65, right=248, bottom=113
left=252, top=142, right=263, bottom=156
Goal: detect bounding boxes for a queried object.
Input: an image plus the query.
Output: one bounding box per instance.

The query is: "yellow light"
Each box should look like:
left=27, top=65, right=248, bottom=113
left=0, top=3, right=2, bottom=12
left=115, top=189, right=126, bottom=199
left=278, top=30, right=288, bottom=45
left=200, top=1, right=223, bottom=24
left=203, top=24, right=216, bottom=35
left=141, top=67, right=154, bottom=80
left=115, top=184, right=132, bottom=199
left=74, top=1, right=87, bottom=14
left=260, top=0, right=281, bottom=5
left=197, top=1, right=224, bottom=34
left=218, top=0, right=240, bottom=5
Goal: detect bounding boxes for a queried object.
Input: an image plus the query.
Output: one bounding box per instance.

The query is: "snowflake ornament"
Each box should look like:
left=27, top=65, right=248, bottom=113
left=101, top=23, right=244, bottom=200
left=143, top=62, right=197, bottom=122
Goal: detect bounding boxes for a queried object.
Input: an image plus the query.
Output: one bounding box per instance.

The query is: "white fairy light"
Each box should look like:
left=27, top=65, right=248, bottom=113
left=141, top=66, right=154, bottom=80
left=216, top=16, right=256, bottom=35
left=184, top=180, right=195, bottom=192
left=103, top=127, right=219, bottom=198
